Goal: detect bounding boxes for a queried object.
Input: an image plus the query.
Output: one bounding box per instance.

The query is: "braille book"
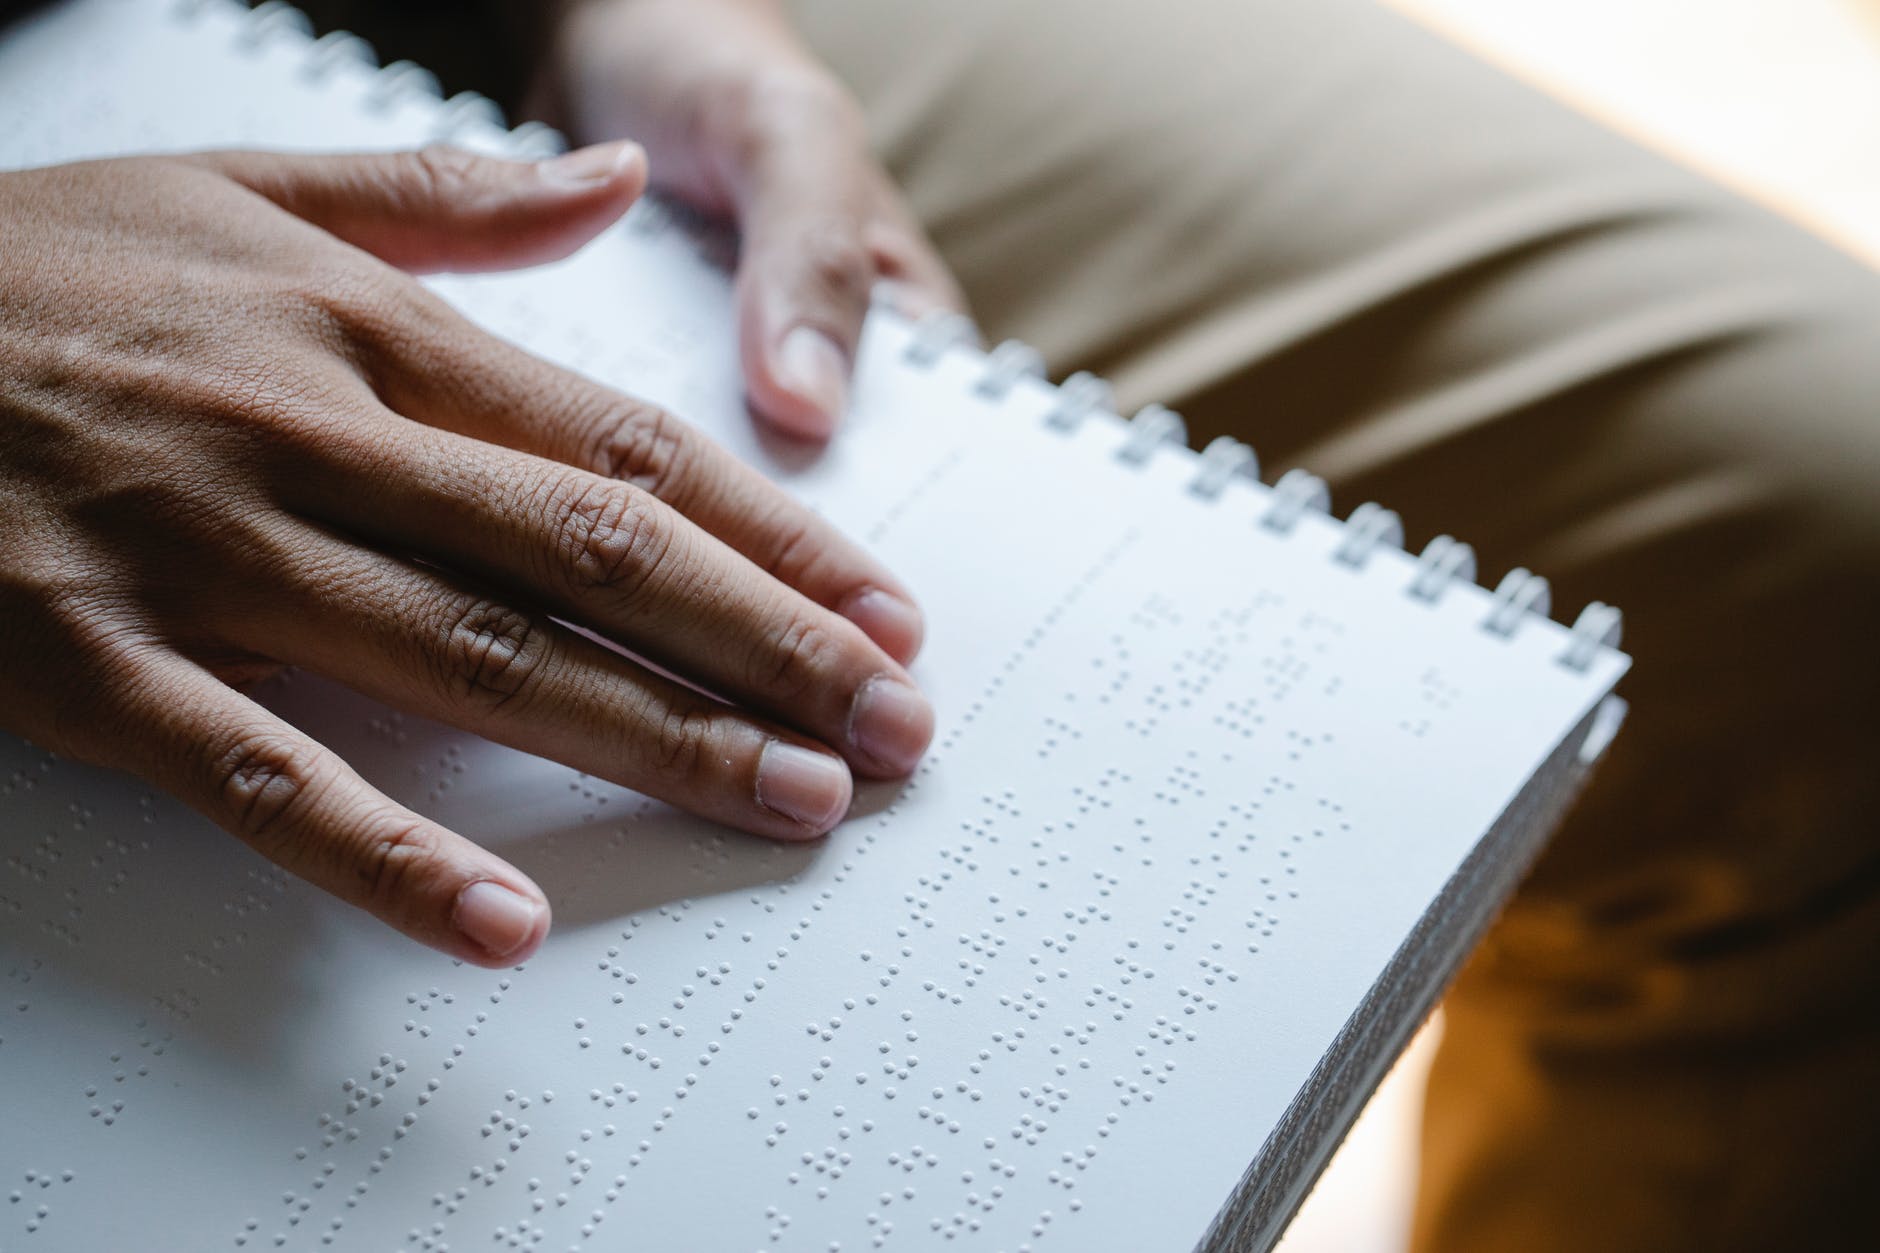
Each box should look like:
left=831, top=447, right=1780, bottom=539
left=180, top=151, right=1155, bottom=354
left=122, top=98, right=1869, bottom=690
left=0, top=2, right=1630, bottom=1250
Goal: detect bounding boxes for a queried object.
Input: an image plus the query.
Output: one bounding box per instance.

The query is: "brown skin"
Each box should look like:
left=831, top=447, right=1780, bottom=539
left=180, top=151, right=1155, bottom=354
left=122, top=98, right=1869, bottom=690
left=547, top=0, right=969, bottom=439
left=0, top=142, right=935, bottom=966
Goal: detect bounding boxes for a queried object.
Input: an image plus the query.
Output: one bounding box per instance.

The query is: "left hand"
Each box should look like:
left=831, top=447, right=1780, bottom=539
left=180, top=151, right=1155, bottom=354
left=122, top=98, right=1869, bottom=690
left=545, top=0, right=969, bottom=440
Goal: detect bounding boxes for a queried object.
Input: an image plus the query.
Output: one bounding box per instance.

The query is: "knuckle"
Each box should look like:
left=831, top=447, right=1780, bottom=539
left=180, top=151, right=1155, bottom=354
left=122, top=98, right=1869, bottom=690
left=208, top=731, right=324, bottom=845
left=588, top=401, right=698, bottom=507
left=350, top=815, right=442, bottom=917
left=438, top=598, right=551, bottom=713
left=549, top=479, right=671, bottom=599
left=27, top=591, right=152, bottom=755
left=408, top=144, right=487, bottom=206
left=650, top=706, right=716, bottom=781
left=40, top=585, right=140, bottom=658
left=279, top=262, right=413, bottom=363
left=752, top=612, right=840, bottom=702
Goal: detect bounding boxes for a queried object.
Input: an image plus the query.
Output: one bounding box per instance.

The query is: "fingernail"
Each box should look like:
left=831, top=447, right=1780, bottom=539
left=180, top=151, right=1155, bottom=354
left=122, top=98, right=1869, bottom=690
left=454, top=880, right=545, bottom=960
left=777, top=326, right=849, bottom=425
left=537, top=140, right=641, bottom=189
left=755, top=741, right=853, bottom=833
left=847, top=677, right=934, bottom=776
left=842, top=588, right=925, bottom=664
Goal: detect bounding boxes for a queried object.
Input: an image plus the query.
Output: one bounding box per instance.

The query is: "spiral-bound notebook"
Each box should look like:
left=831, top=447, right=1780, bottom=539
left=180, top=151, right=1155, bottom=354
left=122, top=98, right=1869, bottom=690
left=0, top=2, right=1630, bottom=1251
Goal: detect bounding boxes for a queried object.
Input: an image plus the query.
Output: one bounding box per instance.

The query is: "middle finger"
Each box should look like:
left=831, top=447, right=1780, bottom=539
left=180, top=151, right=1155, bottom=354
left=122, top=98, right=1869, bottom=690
left=299, top=412, right=934, bottom=779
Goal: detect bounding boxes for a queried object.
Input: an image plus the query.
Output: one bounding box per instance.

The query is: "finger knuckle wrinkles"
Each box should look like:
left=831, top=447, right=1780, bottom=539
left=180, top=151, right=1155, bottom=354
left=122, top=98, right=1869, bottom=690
left=349, top=815, right=440, bottom=917
left=210, top=732, right=321, bottom=844
left=440, top=599, right=549, bottom=713
left=590, top=402, right=695, bottom=506
left=755, top=615, right=837, bottom=702
left=553, top=481, right=669, bottom=599
left=410, top=144, right=485, bottom=209
left=651, top=706, right=716, bottom=780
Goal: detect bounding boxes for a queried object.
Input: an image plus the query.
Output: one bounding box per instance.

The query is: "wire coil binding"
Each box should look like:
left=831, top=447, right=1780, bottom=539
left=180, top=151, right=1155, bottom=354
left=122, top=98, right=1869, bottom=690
left=1560, top=601, right=1622, bottom=672
left=237, top=0, right=308, bottom=46
left=364, top=60, right=441, bottom=113
left=1483, top=568, right=1552, bottom=638
left=1189, top=436, right=1260, bottom=500
left=507, top=121, right=567, bottom=159
left=1116, top=404, right=1187, bottom=466
left=1408, top=535, right=1476, bottom=604
left=973, top=340, right=1047, bottom=400
left=188, top=0, right=572, bottom=157
left=196, top=0, right=1624, bottom=671
left=903, top=310, right=978, bottom=367
left=940, top=326, right=1612, bottom=658
left=1044, top=372, right=1114, bottom=432
left=1333, top=502, right=1404, bottom=568
left=300, top=29, right=374, bottom=81
left=433, top=91, right=506, bottom=142
left=1261, top=469, right=1330, bottom=535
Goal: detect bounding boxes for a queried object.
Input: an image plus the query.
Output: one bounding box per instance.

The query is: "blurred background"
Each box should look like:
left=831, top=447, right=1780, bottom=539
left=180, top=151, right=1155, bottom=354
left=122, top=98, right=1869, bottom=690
left=1277, top=2, right=1880, bottom=1249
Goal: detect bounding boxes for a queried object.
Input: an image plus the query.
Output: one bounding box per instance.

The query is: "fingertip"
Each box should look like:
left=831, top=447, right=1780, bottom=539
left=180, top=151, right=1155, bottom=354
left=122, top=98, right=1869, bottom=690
left=847, top=676, right=935, bottom=779
left=453, top=878, right=552, bottom=965
left=762, top=325, right=849, bottom=438
left=755, top=740, right=853, bottom=837
left=841, top=587, right=925, bottom=665
left=752, top=392, right=838, bottom=442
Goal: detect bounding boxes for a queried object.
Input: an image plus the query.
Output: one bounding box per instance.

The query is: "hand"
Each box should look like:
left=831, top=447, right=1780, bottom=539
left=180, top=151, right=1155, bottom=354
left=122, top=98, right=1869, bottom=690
left=547, top=0, right=969, bottom=439
left=0, top=145, right=932, bottom=966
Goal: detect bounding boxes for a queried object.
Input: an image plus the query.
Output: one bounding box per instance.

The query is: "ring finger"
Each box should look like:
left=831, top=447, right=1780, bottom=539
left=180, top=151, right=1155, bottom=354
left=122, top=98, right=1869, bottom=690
left=215, top=521, right=856, bottom=839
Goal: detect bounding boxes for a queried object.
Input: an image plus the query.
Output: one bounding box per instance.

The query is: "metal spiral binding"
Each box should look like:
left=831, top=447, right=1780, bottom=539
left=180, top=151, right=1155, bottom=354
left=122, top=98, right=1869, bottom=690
left=957, top=336, right=1612, bottom=661
left=1408, top=535, right=1476, bottom=603
left=236, top=0, right=308, bottom=46
left=432, top=90, right=507, bottom=142
left=186, top=0, right=566, bottom=156
left=1260, top=469, right=1330, bottom=535
left=1044, top=372, right=1114, bottom=432
left=191, top=0, right=1625, bottom=671
left=364, top=60, right=442, bottom=113
left=973, top=340, right=1047, bottom=400
left=300, top=29, right=374, bottom=81
left=507, top=121, right=567, bottom=159
left=1483, top=568, right=1552, bottom=638
left=1115, top=404, right=1187, bottom=466
left=1333, top=502, right=1404, bottom=568
left=1560, top=601, right=1622, bottom=672
left=903, top=310, right=978, bottom=367
left=1188, top=436, right=1260, bottom=500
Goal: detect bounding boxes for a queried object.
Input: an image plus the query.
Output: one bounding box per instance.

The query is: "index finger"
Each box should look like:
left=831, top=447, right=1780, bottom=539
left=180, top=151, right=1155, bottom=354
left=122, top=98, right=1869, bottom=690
left=357, top=302, right=925, bottom=663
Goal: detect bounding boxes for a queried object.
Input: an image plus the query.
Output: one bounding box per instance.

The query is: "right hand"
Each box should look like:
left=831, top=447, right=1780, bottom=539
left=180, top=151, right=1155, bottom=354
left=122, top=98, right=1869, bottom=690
left=0, top=143, right=933, bottom=966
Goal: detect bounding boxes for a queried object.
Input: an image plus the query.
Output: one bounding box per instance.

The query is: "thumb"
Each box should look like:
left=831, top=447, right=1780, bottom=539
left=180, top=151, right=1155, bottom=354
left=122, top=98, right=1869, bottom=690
left=186, top=141, right=646, bottom=274
left=732, top=123, right=879, bottom=440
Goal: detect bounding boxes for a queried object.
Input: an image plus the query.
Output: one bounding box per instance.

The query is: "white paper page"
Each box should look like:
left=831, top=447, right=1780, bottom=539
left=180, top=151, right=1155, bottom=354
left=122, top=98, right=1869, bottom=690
left=0, top=4, right=1630, bottom=1251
